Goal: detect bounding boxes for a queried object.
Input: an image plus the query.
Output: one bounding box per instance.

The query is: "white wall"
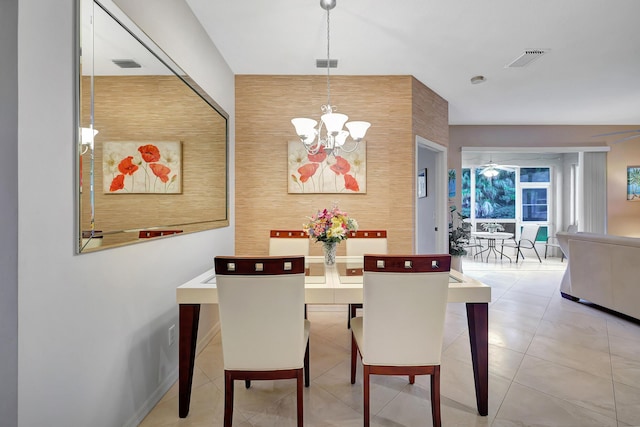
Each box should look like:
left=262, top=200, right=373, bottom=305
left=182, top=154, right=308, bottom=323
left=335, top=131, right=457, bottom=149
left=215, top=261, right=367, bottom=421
left=417, top=146, right=437, bottom=253
left=581, top=152, right=608, bottom=234
left=0, top=0, right=19, bottom=425
left=17, top=1, right=235, bottom=426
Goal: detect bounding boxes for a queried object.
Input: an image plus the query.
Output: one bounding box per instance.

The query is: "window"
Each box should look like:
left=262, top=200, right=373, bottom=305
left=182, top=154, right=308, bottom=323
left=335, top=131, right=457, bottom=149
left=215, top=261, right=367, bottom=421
left=520, top=167, right=550, bottom=183
left=474, top=169, right=516, bottom=219
left=520, top=167, right=551, bottom=242
left=522, top=188, right=548, bottom=221
left=459, top=165, right=552, bottom=242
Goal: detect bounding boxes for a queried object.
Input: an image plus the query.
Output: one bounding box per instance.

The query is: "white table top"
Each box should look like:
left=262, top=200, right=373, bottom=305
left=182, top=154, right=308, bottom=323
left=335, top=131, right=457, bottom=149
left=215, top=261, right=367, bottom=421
left=177, top=256, right=491, bottom=305
left=472, top=231, right=513, bottom=240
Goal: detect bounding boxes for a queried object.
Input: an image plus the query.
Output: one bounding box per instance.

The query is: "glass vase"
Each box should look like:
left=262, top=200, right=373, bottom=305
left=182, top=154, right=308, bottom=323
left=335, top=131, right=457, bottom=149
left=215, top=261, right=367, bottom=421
left=323, top=241, right=337, bottom=265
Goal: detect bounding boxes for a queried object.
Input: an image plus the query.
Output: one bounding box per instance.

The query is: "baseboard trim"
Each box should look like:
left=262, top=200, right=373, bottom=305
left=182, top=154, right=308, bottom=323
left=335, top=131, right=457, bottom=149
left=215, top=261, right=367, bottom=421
left=196, top=322, right=220, bottom=355
left=123, top=366, right=178, bottom=427
left=123, top=321, right=220, bottom=427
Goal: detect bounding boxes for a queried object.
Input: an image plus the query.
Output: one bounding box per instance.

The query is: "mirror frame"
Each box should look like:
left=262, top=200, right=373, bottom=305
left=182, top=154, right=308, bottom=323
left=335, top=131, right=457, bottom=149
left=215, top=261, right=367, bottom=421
left=75, top=0, right=229, bottom=254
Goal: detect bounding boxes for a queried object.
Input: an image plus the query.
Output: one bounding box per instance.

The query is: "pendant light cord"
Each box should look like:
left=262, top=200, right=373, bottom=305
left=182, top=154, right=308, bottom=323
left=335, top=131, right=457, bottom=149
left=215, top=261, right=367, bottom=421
left=326, top=5, right=331, bottom=107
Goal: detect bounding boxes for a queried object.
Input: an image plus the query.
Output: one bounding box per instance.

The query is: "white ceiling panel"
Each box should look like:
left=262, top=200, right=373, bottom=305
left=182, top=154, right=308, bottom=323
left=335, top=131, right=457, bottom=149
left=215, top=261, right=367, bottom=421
left=184, top=0, right=640, bottom=125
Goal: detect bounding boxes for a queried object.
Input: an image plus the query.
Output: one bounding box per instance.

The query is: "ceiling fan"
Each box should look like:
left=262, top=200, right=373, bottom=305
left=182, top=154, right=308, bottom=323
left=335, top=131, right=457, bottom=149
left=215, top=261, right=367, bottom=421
left=479, top=159, right=516, bottom=177
left=592, top=129, right=640, bottom=144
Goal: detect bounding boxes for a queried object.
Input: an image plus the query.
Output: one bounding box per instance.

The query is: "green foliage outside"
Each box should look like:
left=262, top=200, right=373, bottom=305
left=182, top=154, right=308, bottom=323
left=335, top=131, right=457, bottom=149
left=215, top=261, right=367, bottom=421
left=461, top=168, right=471, bottom=217
left=460, top=168, right=516, bottom=219
left=474, top=169, right=516, bottom=219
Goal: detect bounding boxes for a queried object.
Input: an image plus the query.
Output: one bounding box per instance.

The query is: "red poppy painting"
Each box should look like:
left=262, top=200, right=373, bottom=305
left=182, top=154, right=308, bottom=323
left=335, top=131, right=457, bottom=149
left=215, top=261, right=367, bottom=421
left=103, top=141, right=182, bottom=194
left=287, top=141, right=366, bottom=193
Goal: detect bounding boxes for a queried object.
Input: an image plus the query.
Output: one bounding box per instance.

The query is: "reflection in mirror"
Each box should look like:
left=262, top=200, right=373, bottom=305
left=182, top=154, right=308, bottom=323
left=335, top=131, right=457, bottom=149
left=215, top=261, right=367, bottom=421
left=77, top=0, right=228, bottom=253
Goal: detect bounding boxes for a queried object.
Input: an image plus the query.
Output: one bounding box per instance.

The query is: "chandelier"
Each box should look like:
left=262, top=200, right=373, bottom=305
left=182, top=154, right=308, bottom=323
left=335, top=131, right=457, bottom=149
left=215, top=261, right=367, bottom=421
left=80, top=126, right=99, bottom=155
left=291, top=0, right=370, bottom=156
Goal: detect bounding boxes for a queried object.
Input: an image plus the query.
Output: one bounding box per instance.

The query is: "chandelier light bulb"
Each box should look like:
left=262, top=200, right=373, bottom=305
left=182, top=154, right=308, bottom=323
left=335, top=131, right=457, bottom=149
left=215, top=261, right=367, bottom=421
left=345, top=121, right=371, bottom=141
left=291, top=118, right=318, bottom=145
left=321, top=112, right=348, bottom=134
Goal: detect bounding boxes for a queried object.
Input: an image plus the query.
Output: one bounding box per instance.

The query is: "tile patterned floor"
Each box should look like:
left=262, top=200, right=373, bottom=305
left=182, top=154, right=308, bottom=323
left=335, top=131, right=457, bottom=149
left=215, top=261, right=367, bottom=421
left=140, top=255, right=640, bottom=426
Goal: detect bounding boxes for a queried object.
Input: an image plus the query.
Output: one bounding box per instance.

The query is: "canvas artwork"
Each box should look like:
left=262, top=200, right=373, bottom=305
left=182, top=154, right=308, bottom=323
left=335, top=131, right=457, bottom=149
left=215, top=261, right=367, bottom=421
left=418, top=169, right=427, bottom=198
left=288, top=141, right=366, bottom=194
left=628, top=166, right=640, bottom=201
left=103, top=141, right=182, bottom=194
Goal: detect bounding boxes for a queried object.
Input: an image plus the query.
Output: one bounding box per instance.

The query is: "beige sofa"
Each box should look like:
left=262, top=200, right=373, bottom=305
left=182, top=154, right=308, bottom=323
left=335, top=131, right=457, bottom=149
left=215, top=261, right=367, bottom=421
left=556, top=231, right=640, bottom=320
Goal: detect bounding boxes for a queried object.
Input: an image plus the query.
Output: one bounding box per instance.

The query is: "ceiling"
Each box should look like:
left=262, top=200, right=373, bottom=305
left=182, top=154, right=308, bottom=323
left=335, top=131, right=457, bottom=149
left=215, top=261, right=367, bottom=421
left=184, top=0, right=640, bottom=125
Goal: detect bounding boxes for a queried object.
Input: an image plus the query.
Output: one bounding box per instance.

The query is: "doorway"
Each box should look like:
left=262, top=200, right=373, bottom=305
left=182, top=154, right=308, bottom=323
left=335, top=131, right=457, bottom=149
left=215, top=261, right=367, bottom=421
left=415, top=136, right=447, bottom=253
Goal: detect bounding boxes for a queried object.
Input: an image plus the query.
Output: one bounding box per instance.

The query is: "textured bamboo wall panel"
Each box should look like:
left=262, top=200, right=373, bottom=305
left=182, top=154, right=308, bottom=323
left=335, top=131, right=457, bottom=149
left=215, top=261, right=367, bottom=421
left=80, top=76, right=227, bottom=243
left=235, top=75, right=448, bottom=256
left=412, top=77, right=449, bottom=147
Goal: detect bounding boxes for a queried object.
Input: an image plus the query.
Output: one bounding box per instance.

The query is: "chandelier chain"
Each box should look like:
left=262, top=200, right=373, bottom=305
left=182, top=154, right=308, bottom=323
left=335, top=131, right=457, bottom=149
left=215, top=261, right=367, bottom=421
left=326, top=5, right=331, bottom=108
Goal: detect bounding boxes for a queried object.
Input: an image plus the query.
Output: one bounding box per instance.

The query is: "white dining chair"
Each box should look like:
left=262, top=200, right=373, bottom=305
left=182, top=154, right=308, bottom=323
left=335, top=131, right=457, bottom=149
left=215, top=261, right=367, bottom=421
left=268, top=230, right=310, bottom=256
left=269, top=230, right=311, bottom=317
left=214, top=256, right=310, bottom=427
left=345, top=230, right=388, bottom=328
left=350, top=254, right=451, bottom=427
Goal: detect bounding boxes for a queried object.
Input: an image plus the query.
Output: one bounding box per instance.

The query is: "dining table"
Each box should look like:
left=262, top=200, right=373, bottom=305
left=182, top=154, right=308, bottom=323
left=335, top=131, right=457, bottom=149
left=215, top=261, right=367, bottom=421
left=175, top=255, right=492, bottom=418
left=471, top=231, right=514, bottom=262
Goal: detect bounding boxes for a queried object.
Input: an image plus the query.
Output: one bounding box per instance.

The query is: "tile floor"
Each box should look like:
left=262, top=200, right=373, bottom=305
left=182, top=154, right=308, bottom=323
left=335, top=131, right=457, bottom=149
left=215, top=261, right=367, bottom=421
left=140, top=254, right=640, bottom=426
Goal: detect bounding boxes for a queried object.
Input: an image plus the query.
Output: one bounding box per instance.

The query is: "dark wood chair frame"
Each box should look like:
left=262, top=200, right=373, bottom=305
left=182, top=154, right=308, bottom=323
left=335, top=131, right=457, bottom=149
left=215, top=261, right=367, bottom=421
left=225, top=341, right=310, bottom=427
left=269, top=229, right=309, bottom=238
left=350, top=349, right=441, bottom=427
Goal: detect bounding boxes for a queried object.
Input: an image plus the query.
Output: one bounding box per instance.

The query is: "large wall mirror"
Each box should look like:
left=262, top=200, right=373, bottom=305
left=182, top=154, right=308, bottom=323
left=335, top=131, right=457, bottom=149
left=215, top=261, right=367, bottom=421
left=76, top=0, right=229, bottom=253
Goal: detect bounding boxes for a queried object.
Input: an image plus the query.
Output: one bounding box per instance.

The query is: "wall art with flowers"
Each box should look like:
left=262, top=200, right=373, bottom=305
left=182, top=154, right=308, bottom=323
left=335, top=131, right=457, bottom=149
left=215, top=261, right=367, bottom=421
left=103, top=141, right=182, bottom=194
left=287, top=141, right=366, bottom=194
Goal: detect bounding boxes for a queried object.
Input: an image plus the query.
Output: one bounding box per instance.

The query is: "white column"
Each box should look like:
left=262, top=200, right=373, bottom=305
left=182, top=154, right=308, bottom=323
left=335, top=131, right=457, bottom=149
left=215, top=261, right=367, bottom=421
left=579, top=152, right=607, bottom=233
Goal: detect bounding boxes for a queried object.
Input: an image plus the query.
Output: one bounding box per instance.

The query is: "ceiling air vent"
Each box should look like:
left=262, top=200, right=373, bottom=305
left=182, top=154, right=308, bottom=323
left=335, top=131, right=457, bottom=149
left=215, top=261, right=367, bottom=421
left=505, top=50, right=548, bottom=68
left=316, top=59, right=338, bottom=68
left=112, top=59, right=142, bottom=69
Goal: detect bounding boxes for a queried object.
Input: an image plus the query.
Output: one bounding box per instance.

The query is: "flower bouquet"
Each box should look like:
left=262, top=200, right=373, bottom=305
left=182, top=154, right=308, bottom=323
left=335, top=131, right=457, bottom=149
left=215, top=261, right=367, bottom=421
left=303, top=205, right=358, bottom=264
